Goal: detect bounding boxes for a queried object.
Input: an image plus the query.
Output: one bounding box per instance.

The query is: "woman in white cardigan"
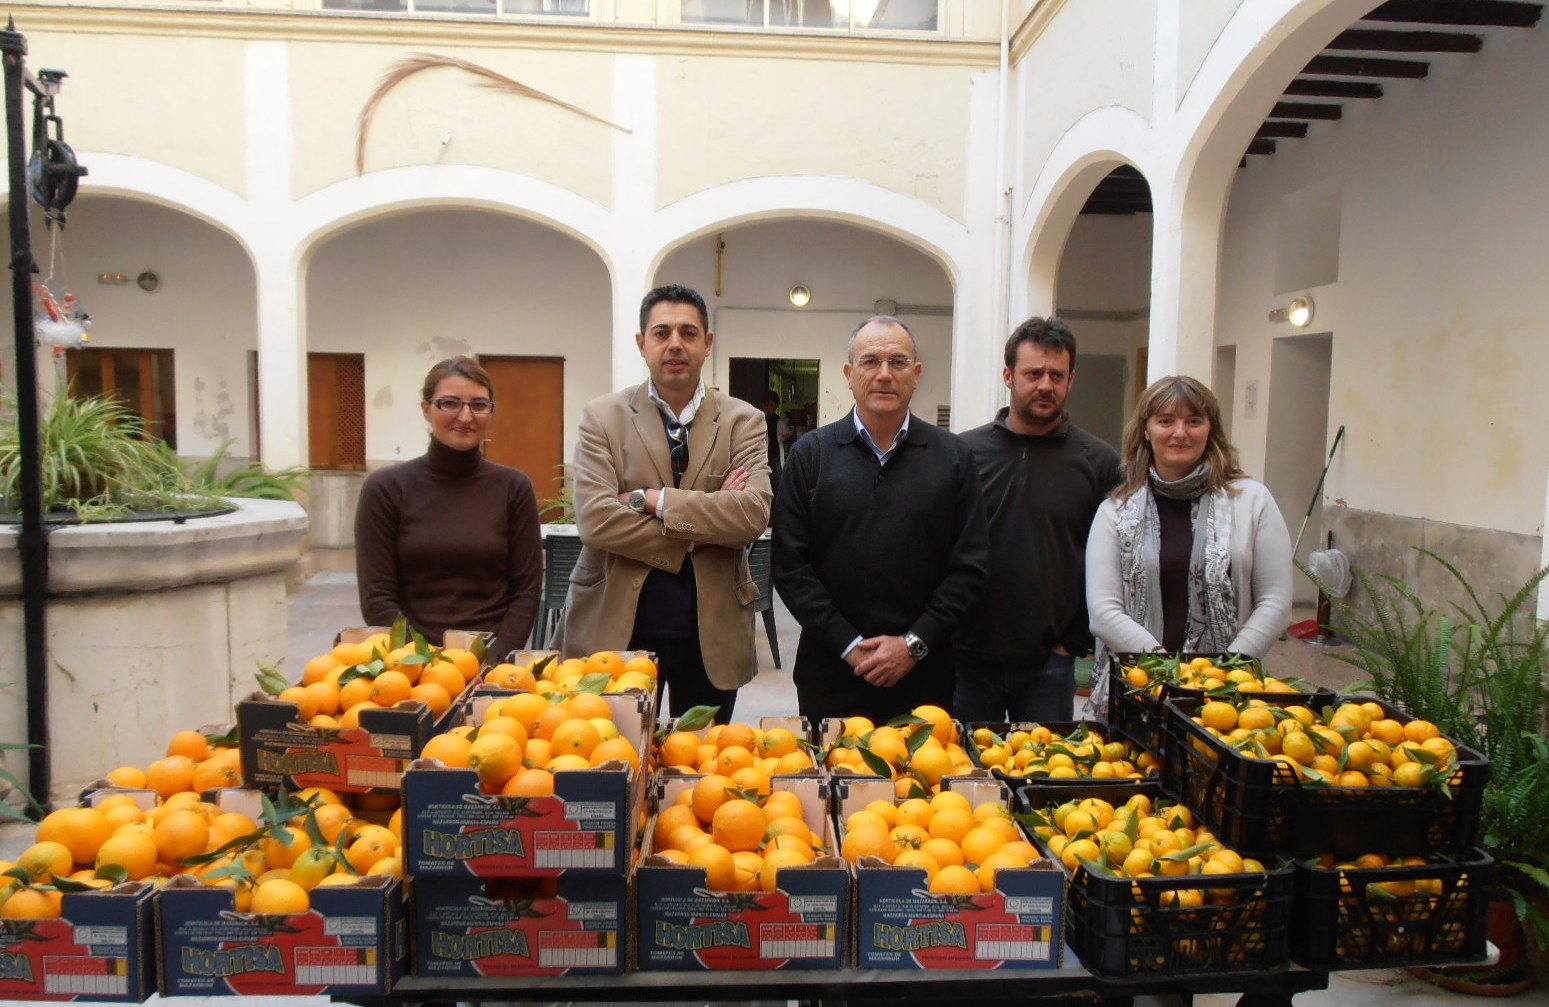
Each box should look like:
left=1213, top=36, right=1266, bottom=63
left=1086, top=376, right=1293, bottom=665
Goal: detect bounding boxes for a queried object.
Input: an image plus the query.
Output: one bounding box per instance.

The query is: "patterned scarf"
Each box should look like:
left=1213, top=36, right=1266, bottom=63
left=1113, top=462, right=1237, bottom=653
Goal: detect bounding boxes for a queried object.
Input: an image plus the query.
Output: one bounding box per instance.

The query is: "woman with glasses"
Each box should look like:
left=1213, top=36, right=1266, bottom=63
left=354, top=355, right=543, bottom=661
left=1085, top=375, right=1292, bottom=680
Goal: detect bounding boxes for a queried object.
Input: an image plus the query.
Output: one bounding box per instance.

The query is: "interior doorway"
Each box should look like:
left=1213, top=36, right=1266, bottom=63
left=1215, top=345, right=1237, bottom=441
left=481, top=356, right=566, bottom=517
left=1067, top=352, right=1126, bottom=452
left=728, top=356, right=821, bottom=450
left=1264, top=332, right=1333, bottom=604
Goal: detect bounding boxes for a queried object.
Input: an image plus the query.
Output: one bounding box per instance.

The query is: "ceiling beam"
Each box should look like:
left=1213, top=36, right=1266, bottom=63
left=1246, top=139, right=1277, bottom=156
left=1363, top=1, right=1543, bottom=28
left=1079, top=202, right=1152, bottom=215
left=1302, top=55, right=1429, bottom=78
left=1285, top=78, right=1384, bottom=98
left=1257, top=121, right=1310, bottom=139
left=1272, top=101, right=1343, bottom=120
left=1328, top=28, right=1483, bottom=52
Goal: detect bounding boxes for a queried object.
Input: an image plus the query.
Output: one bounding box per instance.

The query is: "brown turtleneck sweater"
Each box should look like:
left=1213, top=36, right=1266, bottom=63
left=354, top=439, right=543, bottom=658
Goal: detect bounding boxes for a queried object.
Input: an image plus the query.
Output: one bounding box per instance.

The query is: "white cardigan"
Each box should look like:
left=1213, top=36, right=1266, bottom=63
left=1085, top=478, right=1294, bottom=657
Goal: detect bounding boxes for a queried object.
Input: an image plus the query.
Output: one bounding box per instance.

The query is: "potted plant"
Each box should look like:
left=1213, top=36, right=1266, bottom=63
left=1322, top=548, right=1549, bottom=992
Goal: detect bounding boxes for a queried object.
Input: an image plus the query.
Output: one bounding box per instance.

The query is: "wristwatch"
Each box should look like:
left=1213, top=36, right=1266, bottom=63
left=628, top=488, right=648, bottom=513
left=903, top=631, right=929, bottom=660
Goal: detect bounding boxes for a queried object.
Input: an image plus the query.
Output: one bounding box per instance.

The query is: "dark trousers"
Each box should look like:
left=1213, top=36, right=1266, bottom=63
left=794, top=641, right=954, bottom=728
left=630, top=633, right=737, bottom=725
left=952, top=651, right=1077, bottom=725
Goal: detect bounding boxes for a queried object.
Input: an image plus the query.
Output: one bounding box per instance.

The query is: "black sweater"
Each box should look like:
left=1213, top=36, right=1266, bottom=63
left=772, top=413, right=990, bottom=717
left=957, top=410, right=1120, bottom=661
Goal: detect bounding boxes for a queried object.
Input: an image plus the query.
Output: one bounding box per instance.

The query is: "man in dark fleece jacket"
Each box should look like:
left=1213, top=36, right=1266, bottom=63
left=955, top=317, right=1120, bottom=723
left=773, top=316, right=989, bottom=725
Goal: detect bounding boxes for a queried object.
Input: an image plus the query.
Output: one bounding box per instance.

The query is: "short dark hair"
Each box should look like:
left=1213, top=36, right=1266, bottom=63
left=847, top=315, right=918, bottom=361
left=421, top=355, right=493, bottom=403
left=1004, top=316, right=1078, bottom=371
left=639, top=284, right=709, bottom=335
left=762, top=389, right=780, bottom=408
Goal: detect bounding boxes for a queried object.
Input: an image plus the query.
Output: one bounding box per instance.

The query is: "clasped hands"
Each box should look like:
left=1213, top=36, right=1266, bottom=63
left=846, top=635, right=917, bottom=688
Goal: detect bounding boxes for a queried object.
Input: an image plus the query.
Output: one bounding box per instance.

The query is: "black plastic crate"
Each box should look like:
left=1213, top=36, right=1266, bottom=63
left=1017, top=780, right=1292, bottom=979
left=965, top=720, right=1160, bottom=784
left=1164, top=694, right=1489, bottom=857
left=1105, top=653, right=1331, bottom=760
left=1292, top=849, right=1493, bottom=970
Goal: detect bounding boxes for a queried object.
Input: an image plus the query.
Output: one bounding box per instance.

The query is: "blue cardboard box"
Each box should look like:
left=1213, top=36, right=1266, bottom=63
left=0, top=881, right=156, bottom=1002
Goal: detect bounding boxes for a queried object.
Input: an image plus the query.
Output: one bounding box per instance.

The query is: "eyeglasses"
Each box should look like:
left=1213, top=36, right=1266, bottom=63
left=853, top=355, right=916, bottom=373
left=666, top=422, right=689, bottom=482
left=430, top=397, right=495, bottom=415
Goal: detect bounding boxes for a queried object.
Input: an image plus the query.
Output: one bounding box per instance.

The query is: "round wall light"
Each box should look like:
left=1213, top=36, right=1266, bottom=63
left=1287, top=295, right=1314, bottom=327
left=788, top=284, right=811, bottom=308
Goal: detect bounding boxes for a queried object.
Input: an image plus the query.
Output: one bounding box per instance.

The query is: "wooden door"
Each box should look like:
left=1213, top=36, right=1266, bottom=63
left=307, top=353, right=365, bottom=470
left=481, top=356, right=565, bottom=516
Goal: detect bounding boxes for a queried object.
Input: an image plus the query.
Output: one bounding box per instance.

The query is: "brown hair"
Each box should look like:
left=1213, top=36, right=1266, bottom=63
left=1113, top=375, right=1246, bottom=501
left=421, top=355, right=493, bottom=403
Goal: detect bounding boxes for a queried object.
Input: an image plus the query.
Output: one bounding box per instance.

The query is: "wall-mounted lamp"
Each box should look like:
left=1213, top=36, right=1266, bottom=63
left=97, top=273, right=128, bottom=285
left=1268, top=294, right=1314, bottom=327
left=788, top=284, right=811, bottom=308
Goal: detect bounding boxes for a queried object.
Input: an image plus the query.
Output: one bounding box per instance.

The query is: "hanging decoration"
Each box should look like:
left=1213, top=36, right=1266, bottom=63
left=34, top=282, right=89, bottom=351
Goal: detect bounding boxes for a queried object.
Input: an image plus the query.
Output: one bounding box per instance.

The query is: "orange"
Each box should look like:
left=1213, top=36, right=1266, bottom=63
left=191, top=759, right=242, bottom=793
left=930, top=864, right=981, bottom=895
left=104, top=765, right=149, bottom=789
left=502, top=693, right=553, bottom=736
left=686, top=842, right=736, bottom=891
left=757, top=727, right=800, bottom=759
left=622, top=654, right=658, bottom=681
left=480, top=716, right=531, bottom=750
left=975, top=849, right=1028, bottom=893
left=715, top=745, right=756, bottom=776
left=760, top=847, right=809, bottom=892
left=658, top=731, right=701, bottom=768
left=841, top=825, right=896, bottom=865
left=959, top=826, right=1007, bottom=867
left=534, top=702, right=580, bottom=742
left=419, top=660, right=467, bottom=699
left=338, top=702, right=375, bottom=731
left=167, top=729, right=211, bottom=762
left=895, top=848, right=942, bottom=881
left=690, top=774, right=737, bottom=825
left=277, top=686, right=320, bottom=721
left=584, top=651, right=625, bottom=679
left=711, top=799, right=767, bottom=853
left=96, top=831, right=159, bottom=880
left=653, top=804, right=702, bottom=850
left=37, top=807, right=113, bottom=865
left=927, top=807, right=976, bottom=846
left=730, top=850, right=765, bottom=892
left=566, top=692, right=612, bottom=722
left=590, top=736, right=639, bottom=769
left=310, top=804, right=359, bottom=846
left=15, top=841, right=72, bottom=882
left=908, top=745, right=954, bottom=787
left=369, top=670, right=413, bottom=707
left=421, top=732, right=473, bottom=769
left=545, top=753, right=591, bottom=772
left=762, top=791, right=805, bottom=824
left=1403, top=719, right=1441, bottom=744
left=485, top=663, right=537, bottom=692
left=911, top=704, right=956, bottom=746
left=889, top=824, right=930, bottom=851
left=523, top=739, right=556, bottom=769
left=153, top=809, right=211, bottom=865
left=467, top=733, right=523, bottom=791
left=895, top=798, right=934, bottom=830
left=729, top=766, right=772, bottom=799
left=920, top=837, right=965, bottom=869
left=251, top=878, right=311, bottom=915
left=717, top=723, right=758, bottom=753
left=305, top=681, right=342, bottom=716
left=847, top=810, right=892, bottom=835
left=550, top=718, right=602, bottom=759
left=302, top=653, right=340, bottom=685
left=1, top=887, right=60, bottom=919
left=501, top=768, right=556, bottom=797
left=338, top=676, right=376, bottom=711
left=207, top=811, right=258, bottom=851
left=145, top=755, right=196, bottom=799
left=345, top=833, right=396, bottom=874
left=261, top=825, right=311, bottom=869
left=441, top=648, right=481, bottom=682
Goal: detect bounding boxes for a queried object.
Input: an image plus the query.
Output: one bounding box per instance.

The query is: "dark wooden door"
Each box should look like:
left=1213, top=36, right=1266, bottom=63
left=481, top=356, right=565, bottom=516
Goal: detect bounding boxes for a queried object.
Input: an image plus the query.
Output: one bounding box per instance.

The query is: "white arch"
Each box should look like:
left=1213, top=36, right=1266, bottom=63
left=649, top=176, right=970, bottom=292
left=69, top=153, right=258, bottom=266
left=1015, top=105, right=1156, bottom=325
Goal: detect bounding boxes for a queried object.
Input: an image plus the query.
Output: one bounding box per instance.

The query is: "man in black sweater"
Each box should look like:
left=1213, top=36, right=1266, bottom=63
left=954, top=317, right=1120, bottom=723
left=772, top=316, right=990, bottom=725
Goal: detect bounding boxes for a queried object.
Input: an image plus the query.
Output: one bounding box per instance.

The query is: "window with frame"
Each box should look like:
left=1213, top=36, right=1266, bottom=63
left=66, top=347, right=178, bottom=450
left=320, top=0, right=589, bottom=15
left=308, top=352, right=367, bottom=471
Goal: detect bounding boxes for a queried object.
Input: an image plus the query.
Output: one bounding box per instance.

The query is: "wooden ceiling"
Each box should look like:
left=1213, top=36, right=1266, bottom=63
left=1080, top=0, right=1545, bottom=215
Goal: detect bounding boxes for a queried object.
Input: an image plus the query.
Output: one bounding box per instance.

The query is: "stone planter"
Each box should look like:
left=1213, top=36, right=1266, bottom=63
left=0, top=499, right=308, bottom=801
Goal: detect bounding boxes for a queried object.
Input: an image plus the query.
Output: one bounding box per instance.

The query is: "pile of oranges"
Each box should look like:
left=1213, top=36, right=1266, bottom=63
left=822, top=706, right=973, bottom=796
left=1025, top=793, right=1261, bottom=905
left=0, top=785, right=402, bottom=919
left=969, top=723, right=1160, bottom=780
left=650, top=778, right=826, bottom=893
left=272, top=632, right=485, bottom=728
left=101, top=728, right=244, bottom=798
left=1186, top=697, right=1455, bottom=788
left=839, top=791, right=1039, bottom=896
left=483, top=650, right=658, bottom=697
left=1121, top=655, right=1305, bottom=696
left=655, top=720, right=816, bottom=777
left=418, top=690, right=641, bottom=795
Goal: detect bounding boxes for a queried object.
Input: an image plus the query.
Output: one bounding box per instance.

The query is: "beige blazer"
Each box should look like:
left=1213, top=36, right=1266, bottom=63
left=554, top=384, right=773, bottom=689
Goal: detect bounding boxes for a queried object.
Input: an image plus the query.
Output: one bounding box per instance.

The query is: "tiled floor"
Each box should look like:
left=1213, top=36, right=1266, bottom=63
left=4, top=552, right=1542, bottom=1005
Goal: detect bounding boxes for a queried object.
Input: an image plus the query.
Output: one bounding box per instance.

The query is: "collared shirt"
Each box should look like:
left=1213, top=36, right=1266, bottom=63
left=645, top=380, right=707, bottom=522
left=852, top=407, right=911, bottom=465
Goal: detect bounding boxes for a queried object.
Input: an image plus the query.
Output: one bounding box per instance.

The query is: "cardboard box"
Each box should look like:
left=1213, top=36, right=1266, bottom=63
left=412, top=875, right=628, bottom=977
left=835, top=775, right=1064, bottom=969
left=635, top=774, right=848, bottom=970
left=404, top=690, right=652, bottom=877
left=155, top=874, right=407, bottom=997
left=0, top=882, right=156, bottom=1002
left=238, top=628, right=484, bottom=795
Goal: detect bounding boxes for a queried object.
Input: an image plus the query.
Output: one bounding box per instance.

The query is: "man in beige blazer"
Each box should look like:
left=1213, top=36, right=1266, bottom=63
left=555, top=285, right=772, bottom=722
